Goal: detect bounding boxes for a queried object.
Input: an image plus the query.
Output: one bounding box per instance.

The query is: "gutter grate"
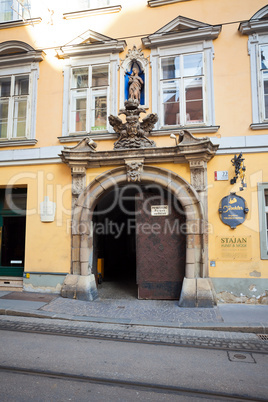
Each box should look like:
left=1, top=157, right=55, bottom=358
left=257, top=334, right=268, bottom=341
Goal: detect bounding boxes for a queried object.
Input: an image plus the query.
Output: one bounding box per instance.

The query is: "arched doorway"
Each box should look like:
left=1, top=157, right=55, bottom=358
left=70, top=165, right=205, bottom=301
left=92, top=183, right=186, bottom=299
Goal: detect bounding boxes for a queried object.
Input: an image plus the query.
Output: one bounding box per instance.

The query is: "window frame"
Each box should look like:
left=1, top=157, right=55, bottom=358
left=0, top=0, right=31, bottom=23
left=0, top=63, right=39, bottom=144
left=62, top=53, right=119, bottom=138
left=258, top=183, right=268, bottom=259
left=150, top=42, right=215, bottom=131
left=69, top=63, right=110, bottom=134
left=247, top=35, right=268, bottom=128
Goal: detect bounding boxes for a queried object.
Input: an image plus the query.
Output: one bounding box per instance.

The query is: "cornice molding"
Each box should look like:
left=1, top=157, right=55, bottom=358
left=63, top=5, right=121, bottom=19
left=0, top=17, right=41, bottom=30
left=142, top=16, right=221, bottom=47
left=148, top=0, right=191, bottom=7
left=0, top=41, right=44, bottom=66
left=239, top=6, right=268, bottom=35
left=57, top=29, right=126, bottom=58
left=60, top=131, right=218, bottom=169
left=0, top=139, right=38, bottom=148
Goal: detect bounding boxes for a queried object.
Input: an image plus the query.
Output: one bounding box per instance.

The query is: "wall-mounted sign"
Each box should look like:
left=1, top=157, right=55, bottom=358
left=151, top=205, right=169, bottom=216
left=40, top=196, right=56, bottom=222
left=214, top=171, right=229, bottom=181
left=216, top=236, right=251, bottom=260
left=218, top=193, right=248, bottom=229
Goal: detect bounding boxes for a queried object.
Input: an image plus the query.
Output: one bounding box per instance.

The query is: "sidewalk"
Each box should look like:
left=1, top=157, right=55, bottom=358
left=0, top=290, right=268, bottom=333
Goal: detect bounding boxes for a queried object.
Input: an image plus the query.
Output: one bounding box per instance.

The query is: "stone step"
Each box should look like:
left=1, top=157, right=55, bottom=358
left=0, top=277, right=23, bottom=292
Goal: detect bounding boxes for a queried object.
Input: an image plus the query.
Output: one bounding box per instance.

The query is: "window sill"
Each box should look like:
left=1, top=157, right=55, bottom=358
left=152, top=126, right=220, bottom=136
left=0, top=18, right=41, bottom=29
left=59, top=133, right=117, bottom=143
left=250, top=123, right=268, bottom=130
left=148, top=0, right=190, bottom=7
left=63, top=5, right=121, bottom=20
left=0, top=138, right=38, bottom=147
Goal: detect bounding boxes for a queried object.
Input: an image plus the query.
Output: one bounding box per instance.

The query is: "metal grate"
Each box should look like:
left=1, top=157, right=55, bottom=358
left=257, top=334, right=268, bottom=341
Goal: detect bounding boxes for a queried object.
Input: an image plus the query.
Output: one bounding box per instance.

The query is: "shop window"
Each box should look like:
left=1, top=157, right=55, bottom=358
left=0, top=0, right=31, bottom=23
left=258, top=183, right=268, bottom=259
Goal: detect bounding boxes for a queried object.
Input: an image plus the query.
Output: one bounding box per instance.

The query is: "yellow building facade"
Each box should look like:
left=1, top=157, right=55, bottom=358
left=0, top=0, right=267, bottom=306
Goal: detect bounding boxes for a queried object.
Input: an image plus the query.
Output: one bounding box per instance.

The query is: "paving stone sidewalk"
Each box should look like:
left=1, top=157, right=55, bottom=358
left=40, top=297, right=223, bottom=324
left=0, top=316, right=267, bottom=353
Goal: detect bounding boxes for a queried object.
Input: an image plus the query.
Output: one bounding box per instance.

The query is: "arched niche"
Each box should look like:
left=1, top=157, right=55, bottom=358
left=119, top=46, right=150, bottom=109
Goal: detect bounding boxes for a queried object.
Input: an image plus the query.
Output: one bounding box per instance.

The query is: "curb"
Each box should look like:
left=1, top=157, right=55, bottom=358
left=1, top=308, right=267, bottom=334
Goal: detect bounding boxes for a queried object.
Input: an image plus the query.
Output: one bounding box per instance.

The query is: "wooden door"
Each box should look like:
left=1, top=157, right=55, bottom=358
left=135, top=192, right=186, bottom=299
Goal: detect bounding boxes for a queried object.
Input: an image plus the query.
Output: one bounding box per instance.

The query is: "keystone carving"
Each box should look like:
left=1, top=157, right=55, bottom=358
left=126, top=160, right=144, bottom=182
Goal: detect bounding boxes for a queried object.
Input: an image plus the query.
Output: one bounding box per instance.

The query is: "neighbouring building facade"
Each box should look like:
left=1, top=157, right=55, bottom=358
left=0, top=0, right=268, bottom=306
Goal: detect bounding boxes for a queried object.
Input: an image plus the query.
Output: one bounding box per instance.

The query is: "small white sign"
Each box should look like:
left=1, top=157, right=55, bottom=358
left=40, top=196, right=56, bottom=222
left=151, top=205, right=169, bottom=216
left=214, top=171, right=229, bottom=181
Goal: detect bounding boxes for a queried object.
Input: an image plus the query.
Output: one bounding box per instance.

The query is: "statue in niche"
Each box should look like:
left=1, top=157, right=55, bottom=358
left=128, top=67, right=143, bottom=104
left=109, top=49, right=158, bottom=149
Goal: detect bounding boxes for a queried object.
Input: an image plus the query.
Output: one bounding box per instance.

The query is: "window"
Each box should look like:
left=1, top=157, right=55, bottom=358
left=142, top=16, right=221, bottom=133
left=0, top=41, right=43, bottom=146
left=258, top=183, right=268, bottom=259
left=65, top=0, right=110, bottom=13
left=60, top=30, right=126, bottom=140
left=239, top=6, right=268, bottom=129
left=70, top=65, right=109, bottom=133
left=0, top=74, right=29, bottom=139
left=161, top=53, right=204, bottom=126
left=0, top=0, right=31, bottom=23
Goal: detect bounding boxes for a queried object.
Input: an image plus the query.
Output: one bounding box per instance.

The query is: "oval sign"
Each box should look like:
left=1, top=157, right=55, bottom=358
left=219, top=194, right=248, bottom=229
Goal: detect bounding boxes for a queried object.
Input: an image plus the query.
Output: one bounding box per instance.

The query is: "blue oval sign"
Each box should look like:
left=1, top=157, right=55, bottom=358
left=219, top=194, right=248, bottom=229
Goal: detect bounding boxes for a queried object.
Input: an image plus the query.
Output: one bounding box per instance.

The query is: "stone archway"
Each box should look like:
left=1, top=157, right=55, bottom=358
left=62, top=165, right=214, bottom=306
left=60, top=131, right=218, bottom=306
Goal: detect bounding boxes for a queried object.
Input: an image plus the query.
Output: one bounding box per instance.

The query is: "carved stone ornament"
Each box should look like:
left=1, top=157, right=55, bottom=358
left=72, top=174, right=86, bottom=195
left=126, top=160, right=144, bottom=182
left=120, top=45, right=150, bottom=71
left=109, top=100, right=157, bottom=149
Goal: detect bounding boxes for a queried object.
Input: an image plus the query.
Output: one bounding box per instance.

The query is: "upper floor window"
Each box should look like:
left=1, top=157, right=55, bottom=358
left=65, top=0, right=110, bottom=13
left=0, top=0, right=31, bottom=23
left=260, top=44, right=268, bottom=121
left=0, top=41, right=43, bottom=146
left=142, top=16, right=221, bottom=133
left=0, top=74, right=29, bottom=139
left=161, top=53, right=204, bottom=126
left=70, top=64, right=109, bottom=133
left=239, top=6, right=268, bottom=129
left=59, top=29, right=126, bottom=139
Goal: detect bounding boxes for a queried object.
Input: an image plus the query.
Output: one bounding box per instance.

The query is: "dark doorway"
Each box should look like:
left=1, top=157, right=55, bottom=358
left=93, top=184, right=186, bottom=299
left=0, top=188, right=27, bottom=277
left=93, top=185, right=137, bottom=298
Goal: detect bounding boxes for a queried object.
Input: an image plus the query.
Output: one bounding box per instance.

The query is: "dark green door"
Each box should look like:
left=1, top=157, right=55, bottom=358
left=0, top=188, right=27, bottom=277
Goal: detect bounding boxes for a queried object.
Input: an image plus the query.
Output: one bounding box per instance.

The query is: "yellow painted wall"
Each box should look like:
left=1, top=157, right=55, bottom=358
left=208, top=153, right=268, bottom=278
left=0, top=164, right=72, bottom=273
